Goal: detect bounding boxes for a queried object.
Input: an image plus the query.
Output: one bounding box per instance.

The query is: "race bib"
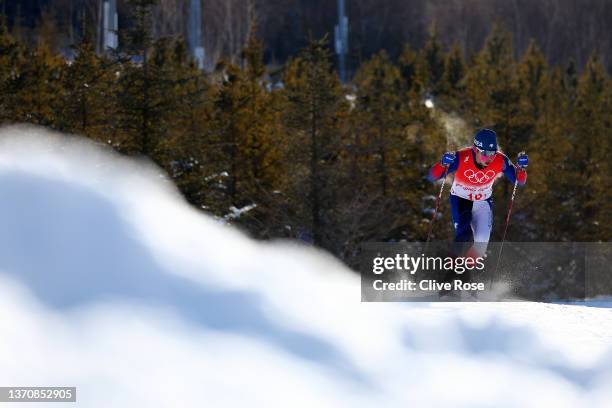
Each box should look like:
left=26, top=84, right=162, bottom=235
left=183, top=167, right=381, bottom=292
left=449, top=148, right=505, bottom=201
left=451, top=182, right=493, bottom=200
left=451, top=169, right=496, bottom=200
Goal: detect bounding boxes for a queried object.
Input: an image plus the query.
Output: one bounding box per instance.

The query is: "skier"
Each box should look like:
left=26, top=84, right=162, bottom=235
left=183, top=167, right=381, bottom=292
left=427, top=128, right=528, bottom=258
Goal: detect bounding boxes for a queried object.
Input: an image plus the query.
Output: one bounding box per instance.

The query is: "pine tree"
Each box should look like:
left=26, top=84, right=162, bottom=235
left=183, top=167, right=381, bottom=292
left=208, top=61, right=249, bottom=213
left=235, top=26, right=286, bottom=235
left=515, top=40, right=548, bottom=147
left=57, top=30, right=116, bottom=140
left=353, top=50, right=406, bottom=197
left=158, top=38, right=215, bottom=211
left=10, top=41, right=63, bottom=127
left=523, top=54, right=611, bottom=242
left=522, top=67, right=575, bottom=240
left=205, top=27, right=286, bottom=232
left=348, top=49, right=444, bottom=246
left=398, top=44, right=421, bottom=94
left=339, top=50, right=408, bottom=249
left=573, top=54, right=611, bottom=240
left=466, top=24, right=520, bottom=143
left=421, top=26, right=445, bottom=96
left=439, top=42, right=466, bottom=110
left=282, top=36, right=346, bottom=246
left=115, top=0, right=177, bottom=156
left=0, top=18, right=25, bottom=123
left=241, top=27, right=279, bottom=197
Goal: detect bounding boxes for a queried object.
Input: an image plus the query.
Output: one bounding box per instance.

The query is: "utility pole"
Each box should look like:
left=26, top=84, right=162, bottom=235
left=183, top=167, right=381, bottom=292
left=334, top=0, right=349, bottom=82
left=98, top=0, right=118, bottom=53
left=188, top=0, right=205, bottom=69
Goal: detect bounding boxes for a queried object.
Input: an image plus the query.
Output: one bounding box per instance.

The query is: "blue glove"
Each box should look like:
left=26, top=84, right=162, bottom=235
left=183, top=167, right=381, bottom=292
left=441, top=152, right=455, bottom=166
left=517, top=152, right=528, bottom=168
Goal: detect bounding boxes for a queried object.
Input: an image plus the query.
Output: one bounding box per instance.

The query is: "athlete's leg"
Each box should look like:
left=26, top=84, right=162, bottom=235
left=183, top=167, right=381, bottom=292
left=469, top=199, right=493, bottom=257
left=450, top=194, right=474, bottom=242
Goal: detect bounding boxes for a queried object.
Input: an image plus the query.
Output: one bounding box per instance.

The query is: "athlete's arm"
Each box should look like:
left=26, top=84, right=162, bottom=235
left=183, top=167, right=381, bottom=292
left=427, top=152, right=459, bottom=182
left=502, top=155, right=527, bottom=185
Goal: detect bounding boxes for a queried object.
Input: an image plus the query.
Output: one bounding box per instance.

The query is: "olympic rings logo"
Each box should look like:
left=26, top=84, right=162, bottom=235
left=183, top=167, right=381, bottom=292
left=464, top=169, right=496, bottom=184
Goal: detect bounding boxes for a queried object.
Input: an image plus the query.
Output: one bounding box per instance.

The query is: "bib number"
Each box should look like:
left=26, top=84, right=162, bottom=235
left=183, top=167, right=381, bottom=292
left=468, top=193, right=483, bottom=201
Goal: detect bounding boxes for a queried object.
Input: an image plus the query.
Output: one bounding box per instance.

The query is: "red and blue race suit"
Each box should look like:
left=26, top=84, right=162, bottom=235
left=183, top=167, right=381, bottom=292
left=428, top=147, right=527, bottom=250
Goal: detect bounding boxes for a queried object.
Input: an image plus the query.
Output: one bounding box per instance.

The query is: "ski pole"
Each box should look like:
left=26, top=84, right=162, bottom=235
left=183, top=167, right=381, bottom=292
left=493, top=176, right=520, bottom=275
left=426, top=164, right=449, bottom=243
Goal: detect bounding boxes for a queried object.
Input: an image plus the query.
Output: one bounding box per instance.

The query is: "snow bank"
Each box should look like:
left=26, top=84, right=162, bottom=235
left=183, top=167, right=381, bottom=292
left=0, top=125, right=610, bottom=407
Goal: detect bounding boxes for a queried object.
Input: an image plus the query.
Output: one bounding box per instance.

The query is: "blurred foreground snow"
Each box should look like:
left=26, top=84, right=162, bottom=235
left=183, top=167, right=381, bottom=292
left=0, top=126, right=610, bottom=407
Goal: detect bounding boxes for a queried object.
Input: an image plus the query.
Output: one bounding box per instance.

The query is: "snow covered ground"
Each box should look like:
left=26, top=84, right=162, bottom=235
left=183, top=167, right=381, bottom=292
left=0, top=125, right=610, bottom=407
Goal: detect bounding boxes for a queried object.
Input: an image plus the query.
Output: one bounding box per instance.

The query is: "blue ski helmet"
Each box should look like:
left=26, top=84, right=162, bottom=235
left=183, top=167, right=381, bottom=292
left=473, top=129, right=497, bottom=156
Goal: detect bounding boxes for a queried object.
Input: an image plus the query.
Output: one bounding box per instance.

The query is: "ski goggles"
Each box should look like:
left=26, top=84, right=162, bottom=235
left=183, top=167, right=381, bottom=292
left=474, top=146, right=497, bottom=157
